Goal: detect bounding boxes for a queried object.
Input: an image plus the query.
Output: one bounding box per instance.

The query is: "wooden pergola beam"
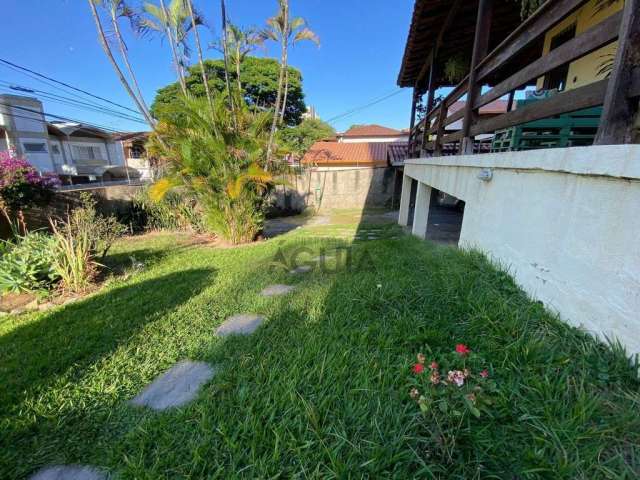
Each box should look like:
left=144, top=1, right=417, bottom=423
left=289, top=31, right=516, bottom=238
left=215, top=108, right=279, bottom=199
left=595, top=0, right=640, bottom=144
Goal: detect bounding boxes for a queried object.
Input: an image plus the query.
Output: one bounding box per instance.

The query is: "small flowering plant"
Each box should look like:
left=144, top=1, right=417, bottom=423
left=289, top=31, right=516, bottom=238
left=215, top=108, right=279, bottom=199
left=0, top=151, right=59, bottom=230
left=408, top=344, right=497, bottom=420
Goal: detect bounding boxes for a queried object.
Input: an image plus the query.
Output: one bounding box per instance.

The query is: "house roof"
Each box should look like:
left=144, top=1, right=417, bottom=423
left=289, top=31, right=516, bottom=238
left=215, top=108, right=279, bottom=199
left=113, top=131, right=150, bottom=142
left=47, top=122, right=111, bottom=139
left=302, top=141, right=399, bottom=166
left=342, top=124, right=407, bottom=137
left=397, top=0, right=538, bottom=89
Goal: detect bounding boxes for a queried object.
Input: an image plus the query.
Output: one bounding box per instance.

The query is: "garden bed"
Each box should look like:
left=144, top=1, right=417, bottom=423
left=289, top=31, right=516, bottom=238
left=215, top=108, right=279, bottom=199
left=1, top=226, right=638, bottom=478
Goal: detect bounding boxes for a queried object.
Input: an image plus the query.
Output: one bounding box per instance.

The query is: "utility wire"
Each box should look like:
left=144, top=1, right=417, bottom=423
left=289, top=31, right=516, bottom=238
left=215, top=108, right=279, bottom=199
left=0, top=101, right=126, bottom=134
left=0, top=84, right=147, bottom=125
left=0, top=57, right=142, bottom=116
left=325, top=89, right=405, bottom=126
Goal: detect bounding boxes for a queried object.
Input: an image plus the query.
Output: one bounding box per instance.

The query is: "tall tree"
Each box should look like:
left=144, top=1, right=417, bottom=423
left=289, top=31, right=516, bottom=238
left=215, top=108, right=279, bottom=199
left=141, top=0, right=202, bottom=96
left=263, top=16, right=319, bottom=122
left=88, top=0, right=156, bottom=129
left=265, top=0, right=289, bottom=164
left=212, top=24, right=265, bottom=91
left=152, top=57, right=307, bottom=125
left=183, top=0, right=213, bottom=108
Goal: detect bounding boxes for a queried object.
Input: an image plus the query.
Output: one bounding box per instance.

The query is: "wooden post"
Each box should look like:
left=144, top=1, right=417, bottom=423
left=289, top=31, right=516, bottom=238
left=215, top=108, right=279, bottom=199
left=507, top=90, right=515, bottom=112
left=461, top=0, right=494, bottom=154
left=409, top=88, right=419, bottom=156
left=421, top=53, right=438, bottom=152
left=434, top=102, right=448, bottom=157
left=594, top=0, right=640, bottom=144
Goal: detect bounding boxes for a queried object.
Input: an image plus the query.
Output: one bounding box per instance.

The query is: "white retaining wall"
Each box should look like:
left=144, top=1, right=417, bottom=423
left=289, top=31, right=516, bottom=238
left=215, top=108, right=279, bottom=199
left=400, top=145, right=640, bottom=355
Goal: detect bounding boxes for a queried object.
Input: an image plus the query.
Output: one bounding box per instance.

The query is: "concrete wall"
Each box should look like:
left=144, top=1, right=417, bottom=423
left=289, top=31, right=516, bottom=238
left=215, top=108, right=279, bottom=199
left=400, top=145, right=640, bottom=355
left=274, top=166, right=398, bottom=212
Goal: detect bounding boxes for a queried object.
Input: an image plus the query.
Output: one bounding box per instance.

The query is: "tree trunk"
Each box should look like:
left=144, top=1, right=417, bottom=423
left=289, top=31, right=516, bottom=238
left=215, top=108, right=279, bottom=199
left=236, top=45, right=242, bottom=92
left=279, top=67, right=289, bottom=123
left=159, top=0, right=187, bottom=95
left=108, top=6, right=155, bottom=128
left=185, top=0, right=213, bottom=108
left=267, top=0, right=289, bottom=165
left=87, top=0, right=155, bottom=129
left=220, top=0, right=237, bottom=122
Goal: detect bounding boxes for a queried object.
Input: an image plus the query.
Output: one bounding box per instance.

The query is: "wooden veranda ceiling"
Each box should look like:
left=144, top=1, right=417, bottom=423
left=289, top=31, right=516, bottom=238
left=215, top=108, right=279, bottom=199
left=397, top=0, right=542, bottom=90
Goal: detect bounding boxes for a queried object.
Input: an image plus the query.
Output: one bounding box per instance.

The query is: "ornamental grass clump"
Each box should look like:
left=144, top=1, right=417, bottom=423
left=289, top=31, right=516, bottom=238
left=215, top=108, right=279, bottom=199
left=50, top=193, right=126, bottom=293
left=408, top=343, right=497, bottom=464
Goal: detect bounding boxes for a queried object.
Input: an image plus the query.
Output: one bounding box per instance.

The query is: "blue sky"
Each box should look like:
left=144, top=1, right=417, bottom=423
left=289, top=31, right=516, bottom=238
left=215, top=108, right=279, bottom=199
left=0, top=0, right=416, bottom=133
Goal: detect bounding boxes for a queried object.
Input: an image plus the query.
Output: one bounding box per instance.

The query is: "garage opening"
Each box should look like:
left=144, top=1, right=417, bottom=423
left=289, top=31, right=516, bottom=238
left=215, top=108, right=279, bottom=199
left=426, top=189, right=465, bottom=245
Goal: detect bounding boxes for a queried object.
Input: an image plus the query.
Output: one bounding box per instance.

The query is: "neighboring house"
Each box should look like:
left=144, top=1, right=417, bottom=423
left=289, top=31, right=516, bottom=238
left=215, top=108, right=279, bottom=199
left=337, top=124, right=410, bottom=143
left=115, top=131, right=154, bottom=181
left=302, top=141, right=395, bottom=169
left=0, top=94, right=133, bottom=184
left=396, top=0, right=640, bottom=355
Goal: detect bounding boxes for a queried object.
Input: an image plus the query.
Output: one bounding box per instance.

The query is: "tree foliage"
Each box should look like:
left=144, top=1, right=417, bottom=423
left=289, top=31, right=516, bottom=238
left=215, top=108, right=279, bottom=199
left=277, top=118, right=335, bottom=156
left=152, top=56, right=307, bottom=126
left=147, top=93, right=279, bottom=244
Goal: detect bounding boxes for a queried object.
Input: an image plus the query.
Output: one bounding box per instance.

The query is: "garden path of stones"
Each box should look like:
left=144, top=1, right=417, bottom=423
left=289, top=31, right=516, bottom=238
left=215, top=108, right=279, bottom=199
left=29, top=255, right=312, bottom=480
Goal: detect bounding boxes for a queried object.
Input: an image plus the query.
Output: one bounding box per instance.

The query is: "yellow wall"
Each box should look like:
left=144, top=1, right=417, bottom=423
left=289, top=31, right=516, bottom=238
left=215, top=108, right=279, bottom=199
left=536, top=0, right=624, bottom=91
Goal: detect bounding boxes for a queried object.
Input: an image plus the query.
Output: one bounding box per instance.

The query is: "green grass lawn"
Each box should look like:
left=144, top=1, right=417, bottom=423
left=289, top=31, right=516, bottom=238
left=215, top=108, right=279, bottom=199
left=1, top=223, right=639, bottom=479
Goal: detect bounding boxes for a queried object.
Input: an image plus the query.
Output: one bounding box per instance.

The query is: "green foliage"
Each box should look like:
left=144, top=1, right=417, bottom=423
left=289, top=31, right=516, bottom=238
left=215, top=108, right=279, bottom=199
left=149, top=93, right=277, bottom=244
left=277, top=118, right=335, bottom=156
left=132, top=187, right=206, bottom=232
left=151, top=57, right=307, bottom=126
left=444, top=54, right=469, bottom=84
left=50, top=193, right=126, bottom=292
left=0, top=232, right=59, bottom=294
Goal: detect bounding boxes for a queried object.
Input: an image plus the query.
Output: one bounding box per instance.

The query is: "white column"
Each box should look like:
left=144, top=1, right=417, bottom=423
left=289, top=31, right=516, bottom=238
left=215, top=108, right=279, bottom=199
left=398, top=173, right=413, bottom=226
left=412, top=182, right=432, bottom=239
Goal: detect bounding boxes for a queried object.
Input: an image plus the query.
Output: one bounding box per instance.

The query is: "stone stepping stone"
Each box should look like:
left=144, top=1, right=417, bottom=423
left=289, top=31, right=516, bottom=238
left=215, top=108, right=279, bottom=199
left=290, top=265, right=312, bottom=274
left=130, top=360, right=215, bottom=411
left=30, top=465, right=107, bottom=480
left=261, top=284, right=295, bottom=297
left=216, top=314, right=265, bottom=336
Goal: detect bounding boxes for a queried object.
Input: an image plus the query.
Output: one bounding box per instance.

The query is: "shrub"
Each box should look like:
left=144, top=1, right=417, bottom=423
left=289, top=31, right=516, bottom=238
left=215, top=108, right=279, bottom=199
left=0, top=232, right=59, bottom=294
left=0, top=151, right=59, bottom=233
left=50, top=193, right=126, bottom=292
left=132, top=187, right=206, bottom=233
left=147, top=93, right=278, bottom=244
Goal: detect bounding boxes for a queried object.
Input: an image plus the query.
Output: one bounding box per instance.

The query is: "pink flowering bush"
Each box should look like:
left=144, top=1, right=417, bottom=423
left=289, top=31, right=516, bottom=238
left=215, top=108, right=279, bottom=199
left=0, top=151, right=59, bottom=230
left=407, top=344, right=497, bottom=462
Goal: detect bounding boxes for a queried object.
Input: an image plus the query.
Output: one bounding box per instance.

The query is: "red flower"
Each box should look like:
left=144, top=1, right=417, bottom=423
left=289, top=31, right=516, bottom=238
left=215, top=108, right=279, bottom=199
left=455, top=344, right=471, bottom=356
left=412, top=363, right=425, bottom=374
left=430, top=361, right=439, bottom=370
left=480, top=369, right=489, bottom=378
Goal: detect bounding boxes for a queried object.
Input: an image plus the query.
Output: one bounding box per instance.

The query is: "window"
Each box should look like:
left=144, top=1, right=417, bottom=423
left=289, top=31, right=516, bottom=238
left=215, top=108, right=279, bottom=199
left=72, top=145, right=102, bottom=160
left=543, top=25, right=576, bottom=92
left=23, top=142, right=47, bottom=153
left=129, top=143, right=146, bottom=159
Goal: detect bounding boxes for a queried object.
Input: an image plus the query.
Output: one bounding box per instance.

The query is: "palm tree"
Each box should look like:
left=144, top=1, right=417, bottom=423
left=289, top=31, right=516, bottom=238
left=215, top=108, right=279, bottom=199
left=87, top=0, right=156, bottom=128
left=212, top=24, right=265, bottom=92
left=264, top=1, right=320, bottom=161
left=140, top=0, right=203, bottom=96
left=183, top=0, right=213, bottom=108
left=265, top=0, right=289, bottom=164
left=148, top=94, right=277, bottom=244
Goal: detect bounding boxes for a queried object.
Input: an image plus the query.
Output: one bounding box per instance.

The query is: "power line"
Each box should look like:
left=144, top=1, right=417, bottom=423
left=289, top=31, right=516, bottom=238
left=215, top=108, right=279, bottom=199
left=0, top=57, right=142, bottom=116
left=0, top=101, right=127, bottom=134
left=325, top=89, right=405, bottom=125
left=0, top=82, right=147, bottom=124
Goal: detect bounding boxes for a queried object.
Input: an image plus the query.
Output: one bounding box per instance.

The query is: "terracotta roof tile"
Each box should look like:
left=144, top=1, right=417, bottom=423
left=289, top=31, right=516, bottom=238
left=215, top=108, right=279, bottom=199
left=342, top=124, right=405, bottom=137
left=302, top=141, right=397, bottom=166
